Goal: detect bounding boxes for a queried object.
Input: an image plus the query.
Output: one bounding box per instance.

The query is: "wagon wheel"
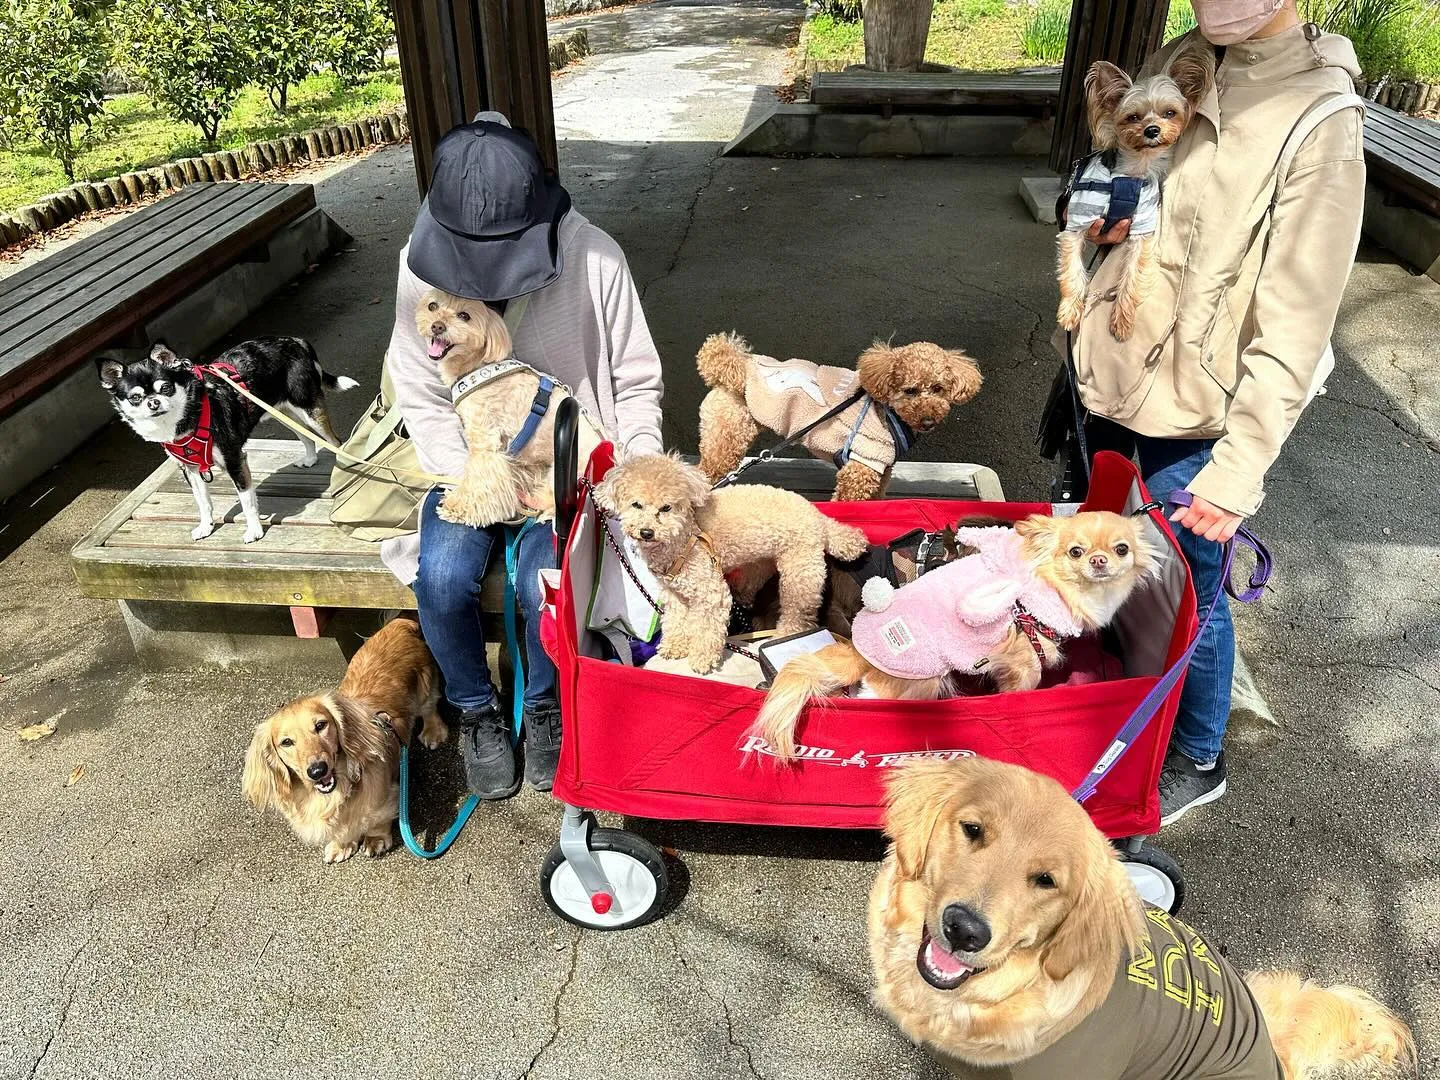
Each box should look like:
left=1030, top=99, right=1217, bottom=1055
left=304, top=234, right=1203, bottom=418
left=1115, top=841, right=1185, bottom=914
left=541, top=823, right=669, bottom=930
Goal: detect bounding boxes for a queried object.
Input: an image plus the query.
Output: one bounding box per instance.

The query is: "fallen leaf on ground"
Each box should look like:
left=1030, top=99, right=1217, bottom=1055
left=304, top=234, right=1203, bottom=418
left=18, top=715, right=59, bottom=741
left=65, top=763, right=86, bottom=787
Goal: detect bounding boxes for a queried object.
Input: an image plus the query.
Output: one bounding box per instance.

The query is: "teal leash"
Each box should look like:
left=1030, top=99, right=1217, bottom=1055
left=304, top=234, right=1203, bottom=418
left=398, top=518, right=538, bottom=860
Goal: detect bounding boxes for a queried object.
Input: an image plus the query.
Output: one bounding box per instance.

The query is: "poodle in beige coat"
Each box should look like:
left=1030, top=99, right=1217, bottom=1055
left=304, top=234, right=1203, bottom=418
left=594, top=454, right=869, bottom=674
left=695, top=333, right=983, bottom=501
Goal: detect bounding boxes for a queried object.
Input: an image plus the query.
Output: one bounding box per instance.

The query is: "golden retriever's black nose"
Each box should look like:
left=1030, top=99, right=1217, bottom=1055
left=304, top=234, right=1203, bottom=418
left=942, top=903, right=991, bottom=953
left=306, top=761, right=329, bottom=780
left=639, top=527, right=655, bottom=540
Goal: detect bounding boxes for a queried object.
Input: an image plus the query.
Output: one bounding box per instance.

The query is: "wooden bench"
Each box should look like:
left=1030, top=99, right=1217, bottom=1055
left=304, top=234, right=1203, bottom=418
left=71, top=439, right=1004, bottom=645
left=0, top=182, right=322, bottom=419
left=1362, top=102, right=1440, bottom=213
left=810, top=70, right=1061, bottom=114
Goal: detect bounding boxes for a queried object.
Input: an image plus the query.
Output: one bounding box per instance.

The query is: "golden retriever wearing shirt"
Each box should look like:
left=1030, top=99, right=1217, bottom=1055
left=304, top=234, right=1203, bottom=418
left=868, top=758, right=1415, bottom=1079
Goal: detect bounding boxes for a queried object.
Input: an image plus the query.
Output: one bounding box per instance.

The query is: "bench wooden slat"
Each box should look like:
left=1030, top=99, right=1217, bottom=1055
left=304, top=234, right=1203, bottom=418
left=1365, top=135, right=1440, bottom=198
left=105, top=518, right=383, bottom=556
left=0, top=183, right=317, bottom=418
left=0, top=185, right=299, bottom=362
left=810, top=70, right=1060, bottom=108
left=0, top=185, right=236, bottom=321
left=1364, top=119, right=1440, bottom=180
left=135, top=491, right=340, bottom=527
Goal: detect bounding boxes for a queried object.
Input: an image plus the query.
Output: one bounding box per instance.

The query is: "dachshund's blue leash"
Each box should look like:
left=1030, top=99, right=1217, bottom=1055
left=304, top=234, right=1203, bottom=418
left=398, top=519, right=538, bottom=859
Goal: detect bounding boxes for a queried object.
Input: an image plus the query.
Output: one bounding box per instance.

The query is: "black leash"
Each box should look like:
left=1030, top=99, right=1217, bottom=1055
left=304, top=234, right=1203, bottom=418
left=710, top=389, right=866, bottom=489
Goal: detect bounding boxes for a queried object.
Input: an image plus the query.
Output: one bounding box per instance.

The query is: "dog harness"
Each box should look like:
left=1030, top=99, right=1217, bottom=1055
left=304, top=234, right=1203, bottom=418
left=660, top=530, right=720, bottom=580
left=450, top=358, right=558, bottom=455
left=741, top=355, right=916, bottom=476
left=1061, top=150, right=1161, bottom=236
left=161, top=361, right=249, bottom=481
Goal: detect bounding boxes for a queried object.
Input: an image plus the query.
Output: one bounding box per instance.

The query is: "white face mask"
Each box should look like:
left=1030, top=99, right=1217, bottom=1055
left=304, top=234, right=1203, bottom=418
left=1192, top=0, right=1285, bottom=44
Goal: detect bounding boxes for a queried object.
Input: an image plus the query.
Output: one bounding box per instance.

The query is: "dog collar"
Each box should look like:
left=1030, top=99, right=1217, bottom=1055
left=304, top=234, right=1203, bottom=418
left=1012, top=601, right=1064, bottom=665
left=450, top=357, right=528, bottom=406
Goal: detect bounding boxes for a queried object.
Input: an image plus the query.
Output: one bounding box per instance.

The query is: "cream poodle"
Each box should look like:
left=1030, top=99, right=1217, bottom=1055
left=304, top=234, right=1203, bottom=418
left=695, top=333, right=983, bottom=501
left=416, top=289, right=600, bottom=526
left=594, top=454, right=869, bottom=674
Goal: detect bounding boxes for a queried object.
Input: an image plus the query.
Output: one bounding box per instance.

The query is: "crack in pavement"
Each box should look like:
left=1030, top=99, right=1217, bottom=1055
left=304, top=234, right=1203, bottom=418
left=26, top=986, right=76, bottom=1080
left=516, top=934, right=582, bottom=1080
left=1263, top=653, right=1440, bottom=699
left=665, top=924, right=766, bottom=1080
left=640, top=153, right=723, bottom=301
left=1319, top=391, right=1424, bottom=440
left=24, top=929, right=94, bottom=1078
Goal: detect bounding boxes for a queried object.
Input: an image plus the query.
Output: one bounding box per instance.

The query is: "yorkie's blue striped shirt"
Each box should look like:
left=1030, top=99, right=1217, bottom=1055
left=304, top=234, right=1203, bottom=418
left=1064, top=156, right=1161, bottom=236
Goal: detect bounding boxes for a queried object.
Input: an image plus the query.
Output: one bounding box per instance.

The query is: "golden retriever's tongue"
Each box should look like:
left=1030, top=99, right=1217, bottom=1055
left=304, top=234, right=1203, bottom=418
left=925, top=937, right=970, bottom=978
left=427, top=338, right=448, bottom=359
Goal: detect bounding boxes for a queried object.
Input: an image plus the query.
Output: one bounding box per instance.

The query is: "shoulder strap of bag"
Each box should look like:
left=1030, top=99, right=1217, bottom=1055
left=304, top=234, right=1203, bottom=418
left=504, top=295, right=530, bottom=336
left=1272, top=92, right=1365, bottom=210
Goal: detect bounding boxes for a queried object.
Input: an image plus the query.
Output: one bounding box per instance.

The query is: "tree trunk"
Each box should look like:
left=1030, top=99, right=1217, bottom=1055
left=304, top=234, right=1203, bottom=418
left=863, top=0, right=932, bottom=72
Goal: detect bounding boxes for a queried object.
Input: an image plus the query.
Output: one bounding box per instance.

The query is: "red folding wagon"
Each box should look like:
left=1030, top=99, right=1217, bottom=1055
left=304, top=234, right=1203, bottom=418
left=536, top=404, right=1199, bottom=930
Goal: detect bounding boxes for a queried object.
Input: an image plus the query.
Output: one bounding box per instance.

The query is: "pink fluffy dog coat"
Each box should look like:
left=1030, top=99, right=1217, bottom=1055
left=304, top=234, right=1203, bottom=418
left=850, top=527, right=1085, bottom=680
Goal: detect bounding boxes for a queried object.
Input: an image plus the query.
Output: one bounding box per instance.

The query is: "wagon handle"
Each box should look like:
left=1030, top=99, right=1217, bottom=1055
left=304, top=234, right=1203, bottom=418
left=554, top=396, right=581, bottom=550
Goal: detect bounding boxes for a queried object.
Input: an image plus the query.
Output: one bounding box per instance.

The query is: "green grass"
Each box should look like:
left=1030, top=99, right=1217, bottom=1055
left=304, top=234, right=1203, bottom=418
left=1020, top=1, right=1070, bottom=63
left=0, top=65, right=403, bottom=214
left=800, top=0, right=1063, bottom=73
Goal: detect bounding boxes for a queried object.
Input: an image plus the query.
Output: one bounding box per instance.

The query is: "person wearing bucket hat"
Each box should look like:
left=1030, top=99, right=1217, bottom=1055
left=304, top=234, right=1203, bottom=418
left=381, top=113, right=664, bottom=800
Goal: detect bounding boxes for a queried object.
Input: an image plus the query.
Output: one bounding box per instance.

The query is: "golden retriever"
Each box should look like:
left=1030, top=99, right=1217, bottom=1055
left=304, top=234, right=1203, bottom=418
left=242, top=616, right=447, bottom=863
left=869, top=758, right=1415, bottom=1078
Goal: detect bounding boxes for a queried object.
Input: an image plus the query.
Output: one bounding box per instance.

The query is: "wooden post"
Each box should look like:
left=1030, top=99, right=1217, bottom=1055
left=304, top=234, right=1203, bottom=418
left=863, top=0, right=933, bottom=72
left=392, top=0, right=559, bottom=195
left=1049, top=0, right=1170, bottom=173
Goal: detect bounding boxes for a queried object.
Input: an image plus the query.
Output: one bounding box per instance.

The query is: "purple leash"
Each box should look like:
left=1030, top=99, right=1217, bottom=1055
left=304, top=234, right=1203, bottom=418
left=1070, top=491, right=1272, bottom=804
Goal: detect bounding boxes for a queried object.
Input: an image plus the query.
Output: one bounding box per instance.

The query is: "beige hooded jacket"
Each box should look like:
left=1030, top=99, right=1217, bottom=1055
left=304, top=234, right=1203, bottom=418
left=1066, top=25, right=1365, bottom=516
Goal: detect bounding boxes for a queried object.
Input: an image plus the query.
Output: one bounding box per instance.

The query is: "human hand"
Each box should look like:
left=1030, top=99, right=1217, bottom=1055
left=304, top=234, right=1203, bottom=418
left=1170, top=494, right=1244, bottom=543
left=1085, top=218, right=1132, bottom=245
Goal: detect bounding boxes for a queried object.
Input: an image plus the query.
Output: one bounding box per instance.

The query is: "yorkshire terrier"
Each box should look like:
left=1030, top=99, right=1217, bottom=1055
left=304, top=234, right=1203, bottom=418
left=1056, top=44, right=1214, bottom=341
left=754, top=511, right=1161, bottom=760
left=416, top=289, right=600, bottom=527
left=695, top=333, right=983, bottom=501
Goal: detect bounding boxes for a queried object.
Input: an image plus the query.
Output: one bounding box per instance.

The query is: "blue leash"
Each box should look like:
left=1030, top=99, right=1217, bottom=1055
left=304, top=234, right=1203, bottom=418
left=398, top=519, right=538, bottom=859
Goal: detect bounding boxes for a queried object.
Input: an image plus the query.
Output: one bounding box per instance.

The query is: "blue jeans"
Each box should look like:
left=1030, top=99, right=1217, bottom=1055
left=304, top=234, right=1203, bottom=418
left=413, top=489, right=558, bottom=713
left=1132, top=436, right=1233, bottom=765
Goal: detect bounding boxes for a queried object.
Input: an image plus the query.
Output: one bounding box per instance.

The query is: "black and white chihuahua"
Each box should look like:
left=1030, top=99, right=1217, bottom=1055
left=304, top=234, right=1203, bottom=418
left=97, top=338, right=357, bottom=543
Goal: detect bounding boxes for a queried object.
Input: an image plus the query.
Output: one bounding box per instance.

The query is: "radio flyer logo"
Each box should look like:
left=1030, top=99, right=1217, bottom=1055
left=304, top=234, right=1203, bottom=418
left=738, top=735, right=974, bottom=768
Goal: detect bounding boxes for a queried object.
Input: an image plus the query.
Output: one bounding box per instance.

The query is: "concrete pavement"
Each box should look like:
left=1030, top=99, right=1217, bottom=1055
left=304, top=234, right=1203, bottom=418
left=2, top=0, right=1437, bottom=1076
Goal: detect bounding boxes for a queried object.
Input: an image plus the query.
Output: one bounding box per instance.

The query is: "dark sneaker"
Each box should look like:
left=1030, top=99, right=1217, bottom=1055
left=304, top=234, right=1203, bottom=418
left=523, top=703, right=563, bottom=792
left=1159, top=749, right=1227, bottom=826
left=457, top=702, right=519, bottom=800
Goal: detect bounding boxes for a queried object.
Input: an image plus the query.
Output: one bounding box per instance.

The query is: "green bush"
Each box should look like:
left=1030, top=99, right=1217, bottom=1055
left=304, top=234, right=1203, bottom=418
left=1302, top=0, right=1440, bottom=80
left=113, top=0, right=252, bottom=145
left=238, top=0, right=321, bottom=114
left=317, top=0, right=395, bottom=84
left=1165, top=0, right=1197, bottom=39
left=0, top=0, right=110, bottom=180
left=815, top=0, right=862, bottom=22
left=1020, top=0, right=1070, bottom=63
